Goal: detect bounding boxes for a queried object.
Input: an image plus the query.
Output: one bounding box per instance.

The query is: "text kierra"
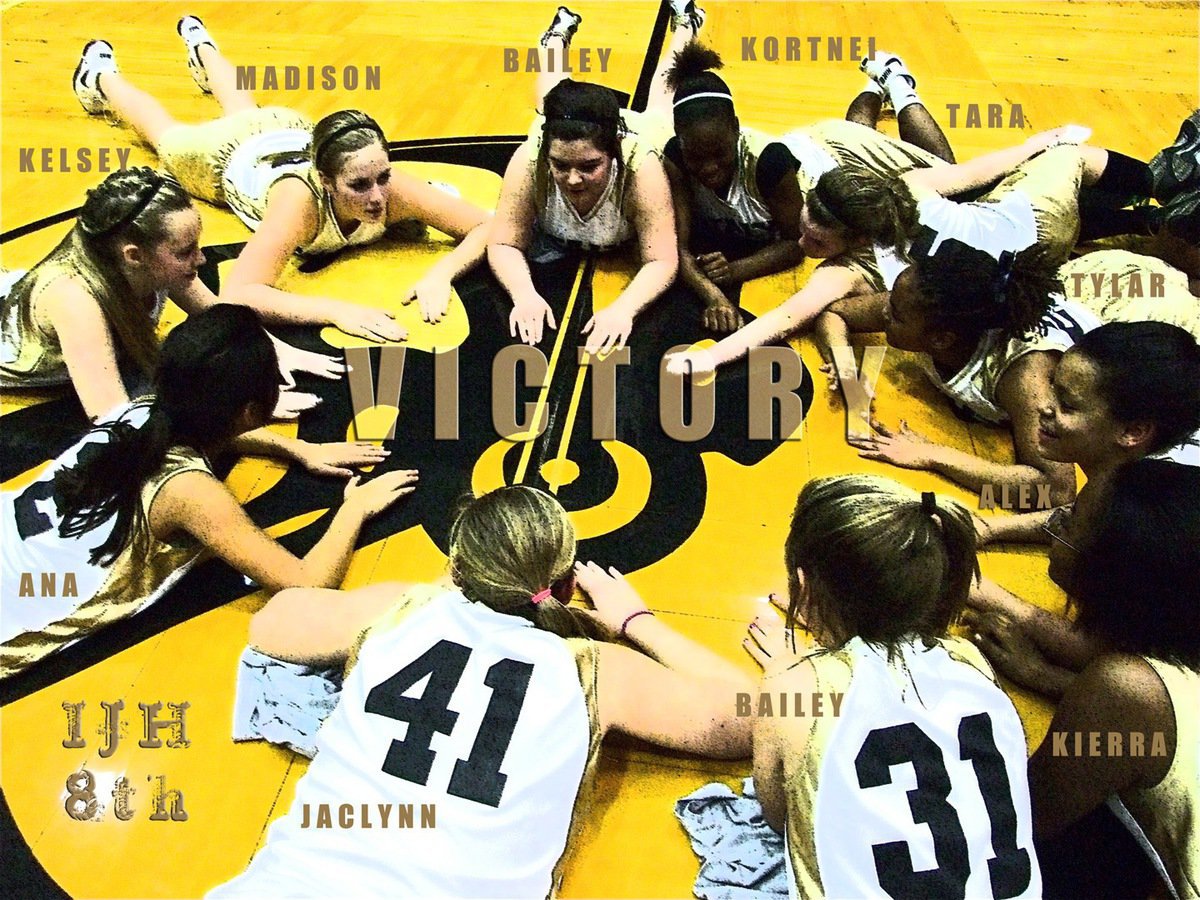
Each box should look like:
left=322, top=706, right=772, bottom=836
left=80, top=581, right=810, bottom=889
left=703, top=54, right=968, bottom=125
left=1051, top=731, right=1167, bottom=758
left=504, top=47, right=612, bottom=73
left=736, top=692, right=845, bottom=717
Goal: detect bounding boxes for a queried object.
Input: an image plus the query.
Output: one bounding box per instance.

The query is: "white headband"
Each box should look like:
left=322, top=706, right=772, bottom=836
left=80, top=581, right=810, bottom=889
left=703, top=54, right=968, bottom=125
left=673, top=91, right=734, bottom=109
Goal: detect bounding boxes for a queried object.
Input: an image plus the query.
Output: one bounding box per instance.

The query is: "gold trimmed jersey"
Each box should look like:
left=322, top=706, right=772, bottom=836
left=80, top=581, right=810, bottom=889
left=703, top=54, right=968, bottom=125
left=774, top=636, right=1040, bottom=899
left=0, top=401, right=209, bottom=676
left=0, top=264, right=166, bottom=389
left=211, top=587, right=601, bottom=899
left=797, top=118, right=945, bottom=191
left=843, top=144, right=1085, bottom=294
left=1119, top=658, right=1200, bottom=899
left=684, top=125, right=782, bottom=243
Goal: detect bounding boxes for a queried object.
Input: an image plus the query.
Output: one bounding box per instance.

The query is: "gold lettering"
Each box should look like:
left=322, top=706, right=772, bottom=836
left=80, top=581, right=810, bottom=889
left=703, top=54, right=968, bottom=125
left=748, top=347, right=805, bottom=440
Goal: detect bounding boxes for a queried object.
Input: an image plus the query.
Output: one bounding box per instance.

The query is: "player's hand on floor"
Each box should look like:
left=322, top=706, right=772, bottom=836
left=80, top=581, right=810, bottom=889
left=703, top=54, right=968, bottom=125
left=582, top=307, right=633, bottom=356
left=702, top=296, right=743, bottom=334
left=853, top=418, right=939, bottom=469
left=295, top=441, right=391, bottom=478
left=342, top=469, right=419, bottom=519
left=510, top=292, right=557, bottom=345
left=403, top=276, right=454, bottom=324
left=268, top=333, right=346, bottom=380
left=745, top=592, right=815, bottom=672
left=334, top=304, right=408, bottom=343
left=664, top=347, right=717, bottom=378
left=272, top=389, right=322, bottom=420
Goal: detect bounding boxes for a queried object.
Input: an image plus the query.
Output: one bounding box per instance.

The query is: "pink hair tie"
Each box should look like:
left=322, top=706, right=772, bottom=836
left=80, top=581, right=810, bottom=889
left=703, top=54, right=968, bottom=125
left=531, top=588, right=553, bottom=605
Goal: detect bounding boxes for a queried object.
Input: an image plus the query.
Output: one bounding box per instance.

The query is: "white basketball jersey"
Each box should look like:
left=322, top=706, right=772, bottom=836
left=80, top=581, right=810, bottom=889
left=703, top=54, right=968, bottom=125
left=788, top=637, right=1040, bottom=899
left=777, top=129, right=838, bottom=194
left=211, top=588, right=598, bottom=899
left=1, top=401, right=205, bottom=653
left=876, top=192, right=1040, bottom=293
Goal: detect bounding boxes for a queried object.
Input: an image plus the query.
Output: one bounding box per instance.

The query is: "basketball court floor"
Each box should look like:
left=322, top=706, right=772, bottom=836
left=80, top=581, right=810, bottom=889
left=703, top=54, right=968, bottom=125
left=1, top=1, right=1196, bottom=896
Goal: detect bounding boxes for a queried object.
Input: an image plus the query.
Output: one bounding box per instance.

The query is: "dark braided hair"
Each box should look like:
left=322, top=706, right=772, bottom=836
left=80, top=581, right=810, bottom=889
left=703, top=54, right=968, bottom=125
left=2, top=167, right=194, bottom=379
left=53, top=305, right=280, bottom=565
left=907, top=233, right=1063, bottom=342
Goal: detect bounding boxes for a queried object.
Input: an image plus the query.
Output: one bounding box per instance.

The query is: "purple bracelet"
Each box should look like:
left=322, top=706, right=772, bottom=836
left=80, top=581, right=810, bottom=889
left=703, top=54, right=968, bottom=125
left=619, top=609, right=655, bottom=639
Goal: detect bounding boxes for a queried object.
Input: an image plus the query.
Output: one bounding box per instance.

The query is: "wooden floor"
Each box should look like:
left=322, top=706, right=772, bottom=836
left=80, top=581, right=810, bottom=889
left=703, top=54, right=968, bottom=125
left=1, top=1, right=1196, bottom=897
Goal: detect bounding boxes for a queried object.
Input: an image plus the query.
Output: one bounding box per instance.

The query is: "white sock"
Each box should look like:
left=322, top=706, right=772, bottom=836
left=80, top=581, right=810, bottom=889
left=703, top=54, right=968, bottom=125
left=861, top=79, right=885, bottom=96
left=885, top=74, right=920, bottom=114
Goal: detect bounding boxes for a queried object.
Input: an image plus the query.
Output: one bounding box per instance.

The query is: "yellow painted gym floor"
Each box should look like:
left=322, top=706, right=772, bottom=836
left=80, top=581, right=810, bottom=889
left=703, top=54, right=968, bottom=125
left=1, top=1, right=1196, bottom=896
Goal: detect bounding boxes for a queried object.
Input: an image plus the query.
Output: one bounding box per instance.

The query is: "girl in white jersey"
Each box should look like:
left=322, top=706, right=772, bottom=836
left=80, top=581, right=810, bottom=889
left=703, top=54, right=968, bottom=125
left=744, top=474, right=1040, bottom=899
left=967, top=460, right=1200, bottom=899
left=666, top=117, right=1195, bottom=382
left=71, top=18, right=491, bottom=339
left=211, top=484, right=752, bottom=898
left=489, top=9, right=677, bottom=353
left=1, top=305, right=417, bottom=678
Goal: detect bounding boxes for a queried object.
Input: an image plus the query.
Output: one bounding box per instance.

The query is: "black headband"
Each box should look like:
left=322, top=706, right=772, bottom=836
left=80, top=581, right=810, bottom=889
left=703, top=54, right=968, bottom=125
left=993, top=249, right=1017, bottom=306
left=543, top=111, right=620, bottom=130
left=316, top=120, right=386, bottom=159
left=808, top=179, right=850, bottom=233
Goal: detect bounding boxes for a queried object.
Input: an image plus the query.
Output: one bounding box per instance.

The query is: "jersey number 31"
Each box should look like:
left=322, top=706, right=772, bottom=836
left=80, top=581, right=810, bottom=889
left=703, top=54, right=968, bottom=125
left=855, top=713, right=1032, bottom=899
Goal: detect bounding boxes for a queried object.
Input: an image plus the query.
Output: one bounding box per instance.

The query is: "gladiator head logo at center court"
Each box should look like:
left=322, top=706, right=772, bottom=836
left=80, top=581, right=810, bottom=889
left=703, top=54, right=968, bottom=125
left=212, top=243, right=813, bottom=570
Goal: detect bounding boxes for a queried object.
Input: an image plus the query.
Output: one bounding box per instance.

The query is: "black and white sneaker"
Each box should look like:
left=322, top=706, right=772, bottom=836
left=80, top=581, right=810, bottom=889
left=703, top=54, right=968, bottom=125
left=1150, top=110, right=1200, bottom=204
left=860, top=50, right=917, bottom=90
left=72, top=39, right=117, bottom=115
left=540, top=6, right=582, bottom=48
left=669, top=0, right=705, bottom=32
left=177, top=15, right=218, bottom=94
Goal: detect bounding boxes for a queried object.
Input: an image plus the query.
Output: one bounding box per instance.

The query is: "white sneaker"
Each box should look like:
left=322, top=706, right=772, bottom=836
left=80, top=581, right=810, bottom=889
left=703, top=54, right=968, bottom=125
left=177, top=15, right=218, bottom=94
left=73, top=40, right=117, bottom=115
left=860, top=50, right=916, bottom=90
